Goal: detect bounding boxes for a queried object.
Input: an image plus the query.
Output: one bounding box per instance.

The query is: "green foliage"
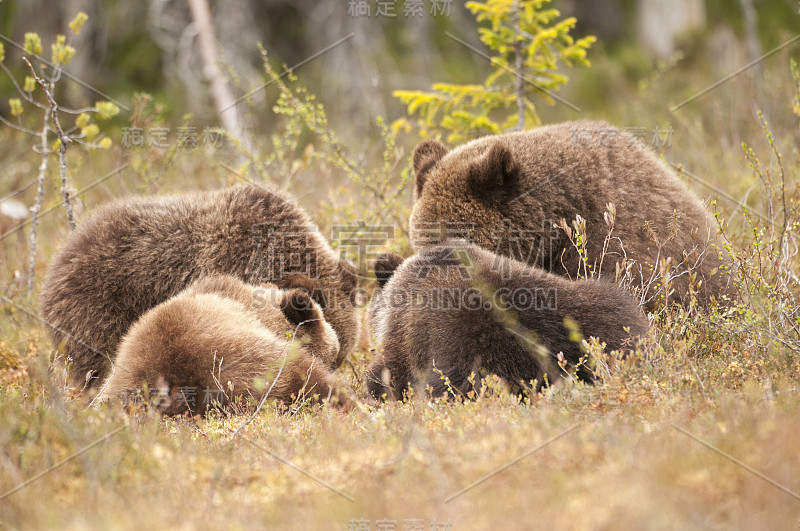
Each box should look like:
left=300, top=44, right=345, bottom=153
left=69, top=11, right=88, bottom=35
left=0, top=12, right=120, bottom=292
left=22, top=76, right=35, bottom=93
left=50, top=35, right=75, bottom=66
left=394, top=0, right=595, bottom=142
left=726, top=110, right=800, bottom=351
left=232, top=46, right=413, bottom=263
left=0, top=15, right=117, bottom=151
left=8, top=97, right=23, bottom=117
left=23, top=32, right=42, bottom=56
left=95, top=100, right=121, bottom=120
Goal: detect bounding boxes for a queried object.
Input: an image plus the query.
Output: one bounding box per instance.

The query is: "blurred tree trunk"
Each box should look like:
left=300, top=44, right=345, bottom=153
left=738, top=0, right=765, bottom=121
left=560, top=0, right=624, bottom=41
left=636, top=0, right=705, bottom=57
left=739, top=0, right=762, bottom=64
left=307, top=2, right=387, bottom=140
left=186, top=0, right=250, bottom=149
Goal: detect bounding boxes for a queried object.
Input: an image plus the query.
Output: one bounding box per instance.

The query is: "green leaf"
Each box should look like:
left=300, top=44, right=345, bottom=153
left=393, top=0, right=594, bottom=140
left=51, top=35, right=75, bottom=65
left=24, top=33, right=43, bottom=56
left=95, top=101, right=120, bottom=119
left=9, top=98, right=23, bottom=117
left=69, top=12, right=89, bottom=35
left=76, top=112, right=91, bottom=128
left=81, top=124, right=100, bottom=140
left=23, top=76, right=36, bottom=93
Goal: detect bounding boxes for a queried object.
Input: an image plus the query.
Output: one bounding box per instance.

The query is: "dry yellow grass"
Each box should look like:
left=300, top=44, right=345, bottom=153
left=0, top=361, right=799, bottom=529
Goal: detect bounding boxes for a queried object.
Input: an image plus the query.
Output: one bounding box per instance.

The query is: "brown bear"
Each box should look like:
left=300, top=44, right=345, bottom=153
left=94, top=275, right=351, bottom=415
left=366, top=242, right=649, bottom=401
left=409, top=121, right=734, bottom=311
left=39, top=184, right=359, bottom=390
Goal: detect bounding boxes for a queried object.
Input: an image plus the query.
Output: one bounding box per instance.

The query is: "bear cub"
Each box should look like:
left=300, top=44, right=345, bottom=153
left=367, top=242, right=649, bottom=401
left=40, top=184, right=360, bottom=390
left=95, top=275, right=350, bottom=415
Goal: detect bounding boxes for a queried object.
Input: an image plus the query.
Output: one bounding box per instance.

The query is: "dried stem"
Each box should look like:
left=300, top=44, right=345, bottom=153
left=26, top=115, right=49, bottom=295
left=24, top=57, right=75, bottom=230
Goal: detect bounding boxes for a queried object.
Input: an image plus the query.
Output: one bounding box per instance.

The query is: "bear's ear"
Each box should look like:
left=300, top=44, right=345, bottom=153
left=467, top=143, right=520, bottom=197
left=413, top=139, right=448, bottom=198
left=283, top=273, right=328, bottom=310
left=280, top=289, right=322, bottom=326
left=374, top=253, right=404, bottom=289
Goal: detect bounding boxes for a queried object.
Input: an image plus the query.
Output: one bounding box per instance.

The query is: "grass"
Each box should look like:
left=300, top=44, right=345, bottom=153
left=1, top=30, right=800, bottom=531
left=0, top=355, right=799, bottom=529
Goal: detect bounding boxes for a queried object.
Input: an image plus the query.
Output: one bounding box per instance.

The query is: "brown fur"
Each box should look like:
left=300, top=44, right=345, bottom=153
left=409, top=121, right=734, bottom=310
left=367, top=243, right=649, bottom=400
left=95, top=275, right=350, bottom=415
left=39, top=184, right=359, bottom=390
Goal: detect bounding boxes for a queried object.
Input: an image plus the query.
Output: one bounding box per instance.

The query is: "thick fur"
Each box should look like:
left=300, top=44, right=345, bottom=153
left=409, top=121, right=734, bottom=310
left=95, top=275, right=350, bottom=415
left=39, top=184, right=359, bottom=389
left=367, top=243, right=649, bottom=400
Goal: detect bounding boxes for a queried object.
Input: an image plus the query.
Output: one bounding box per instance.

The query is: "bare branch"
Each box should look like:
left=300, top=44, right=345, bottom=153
left=0, top=113, right=40, bottom=136
left=24, top=57, right=76, bottom=230
left=0, top=63, right=49, bottom=110
left=27, top=114, right=49, bottom=295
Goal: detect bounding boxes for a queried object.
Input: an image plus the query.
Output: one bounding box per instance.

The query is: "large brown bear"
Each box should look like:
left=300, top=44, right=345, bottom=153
left=94, top=275, right=350, bottom=415
left=39, top=184, right=359, bottom=390
left=367, top=242, right=649, bottom=401
left=409, top=121, right=733, bottom=310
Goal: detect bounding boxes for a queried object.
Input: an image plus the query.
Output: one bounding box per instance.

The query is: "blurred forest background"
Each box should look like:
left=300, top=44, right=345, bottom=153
left=0, top=0, right=798, bottom=139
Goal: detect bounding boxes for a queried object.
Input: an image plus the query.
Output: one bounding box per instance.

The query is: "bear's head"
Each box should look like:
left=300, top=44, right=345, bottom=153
left=281, top=271, right=354, bottom=368
left=409, top=139, right=523, bottom=256
left=276, top=287, right=341, bottom=369
left=192, top=275, right=342, bottom=370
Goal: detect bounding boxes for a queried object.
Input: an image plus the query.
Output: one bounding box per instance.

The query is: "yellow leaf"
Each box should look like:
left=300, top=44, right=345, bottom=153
left=95, top=101, right=120, bottom=120
left=69, top=12, right=89, bottom=35
left=51, top=36, right=75, bottom=66
left=82, top=124, right=100, bottom=140
left=24, top=33, right=43, bottom=55
left=76, top=112, right=91, bottom=128
left=9, top=98, right=23, bottom=117
left=23, top=76, right=36, bottom=93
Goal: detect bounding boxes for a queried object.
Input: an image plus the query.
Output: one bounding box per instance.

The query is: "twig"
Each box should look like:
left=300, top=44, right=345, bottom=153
left=24, top=56, right=75, bottom=230
left=26, top=112, right=48, bottom=295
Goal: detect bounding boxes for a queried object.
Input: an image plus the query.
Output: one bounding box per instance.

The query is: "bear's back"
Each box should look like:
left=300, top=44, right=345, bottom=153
left=376, top=242, right=648, bottom=371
